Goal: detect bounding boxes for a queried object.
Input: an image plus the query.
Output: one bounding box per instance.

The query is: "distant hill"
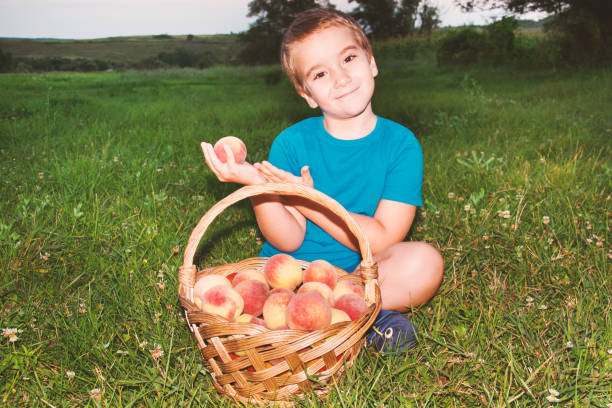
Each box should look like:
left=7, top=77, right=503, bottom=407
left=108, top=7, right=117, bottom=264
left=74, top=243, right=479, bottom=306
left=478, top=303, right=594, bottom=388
left=0, top=34, right=243, bottom=65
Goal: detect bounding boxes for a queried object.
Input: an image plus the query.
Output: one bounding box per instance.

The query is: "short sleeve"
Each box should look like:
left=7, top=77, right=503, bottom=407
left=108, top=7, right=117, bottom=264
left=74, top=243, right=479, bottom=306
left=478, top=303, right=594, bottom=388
left=381, top=130, right=423, bottom=207
left=267, top=131, right=301, bottom=176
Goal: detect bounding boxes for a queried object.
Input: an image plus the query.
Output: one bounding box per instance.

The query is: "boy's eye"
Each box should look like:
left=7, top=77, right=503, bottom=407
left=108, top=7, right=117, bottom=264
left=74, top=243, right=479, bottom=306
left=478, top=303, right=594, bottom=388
left=313, top=72, right=325, bottom=80
left=344, top=54, right=357, bottom=63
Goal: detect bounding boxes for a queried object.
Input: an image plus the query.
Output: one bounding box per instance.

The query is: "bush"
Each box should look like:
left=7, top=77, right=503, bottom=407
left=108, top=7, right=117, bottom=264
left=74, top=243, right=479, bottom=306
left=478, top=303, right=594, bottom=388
left=157, top=48, right=216, bottom=69
left=546, top=10, right=612, bottom=65
left=11, top=56, right=119, bottom=72
left=0, top=48, right=14, bottom=72
left=484, top=17, right=518, bottom=65
left=158, top=48, right=198, bottom=68
left=436, top=27, right=486, bottom=66
left=373, top=37, right=418, bottom=61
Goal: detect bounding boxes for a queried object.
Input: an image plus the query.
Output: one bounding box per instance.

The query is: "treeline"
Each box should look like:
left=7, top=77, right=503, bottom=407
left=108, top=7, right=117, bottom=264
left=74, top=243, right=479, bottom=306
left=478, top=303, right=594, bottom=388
left=1, top=0, right=609, bottom=73
left=0, top=46, right=227, bottom=73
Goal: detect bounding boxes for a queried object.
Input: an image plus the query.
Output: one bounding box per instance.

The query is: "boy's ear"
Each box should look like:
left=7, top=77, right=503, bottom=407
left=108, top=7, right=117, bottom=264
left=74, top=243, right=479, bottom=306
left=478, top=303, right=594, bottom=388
left=370, top=56, right=379, bottom=77
left=299, top=89, right=319, bottom=109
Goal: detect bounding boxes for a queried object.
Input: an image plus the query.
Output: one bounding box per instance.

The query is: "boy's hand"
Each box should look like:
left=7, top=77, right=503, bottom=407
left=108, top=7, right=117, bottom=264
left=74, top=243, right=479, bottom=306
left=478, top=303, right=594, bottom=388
left=201, top=142, right=266, bottom=185
left=254, top=161, right=314, bottom=189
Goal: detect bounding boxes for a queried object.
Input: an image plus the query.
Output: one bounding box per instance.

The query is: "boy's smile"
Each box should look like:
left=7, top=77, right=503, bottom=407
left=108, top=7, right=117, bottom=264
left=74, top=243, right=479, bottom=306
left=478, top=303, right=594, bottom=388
left=293, top=25, right=378, bottom=127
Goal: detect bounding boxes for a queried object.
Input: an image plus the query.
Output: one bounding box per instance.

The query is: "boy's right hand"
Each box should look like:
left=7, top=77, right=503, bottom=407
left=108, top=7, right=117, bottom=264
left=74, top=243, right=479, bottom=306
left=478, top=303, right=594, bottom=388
left=201, top=142, right=266, bottom=186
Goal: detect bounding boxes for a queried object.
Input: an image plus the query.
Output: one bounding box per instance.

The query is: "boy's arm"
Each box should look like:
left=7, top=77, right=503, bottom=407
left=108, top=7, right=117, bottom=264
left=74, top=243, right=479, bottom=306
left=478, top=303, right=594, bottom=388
left=201, top=142, right=307, bottom=252
left=286, top=196, right=415, bottom=255
left=256, top=161, right=416, bottom=255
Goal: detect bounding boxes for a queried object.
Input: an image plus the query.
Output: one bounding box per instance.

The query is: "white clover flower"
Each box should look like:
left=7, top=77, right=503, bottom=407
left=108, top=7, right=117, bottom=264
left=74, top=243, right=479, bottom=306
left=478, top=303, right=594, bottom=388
left=546, top=395, right=560, bottom=403
left=149, top=344, right=164, bottom=360
left=66, top=370, right=75, bottom=379
left=526, top=296, right=534, bottom=303
left=565, top=341, right=574, bottom=349
left=542, top=216, right=550, bottom=225
left=90, top=388, right=102, bottom=402
left=538, top=304, right=548, bottom=310
left=548, top=389, right=559, bottom=397
left=447, top=192, right=455, bottom=199
left=2, top=328, right=22, bottom=343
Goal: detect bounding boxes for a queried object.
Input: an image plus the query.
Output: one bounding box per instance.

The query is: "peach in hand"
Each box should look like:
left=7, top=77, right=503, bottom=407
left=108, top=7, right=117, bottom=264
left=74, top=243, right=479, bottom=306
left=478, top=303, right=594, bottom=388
left=201, top=285, right=244, bottom=321
left=234, top=279, right=269, bottom=317
left=303, top=259, right=337, bottom=289
left=297, top=281, right=334, bottom=305
left=264, top=254, right=302, bottom=291
left=286, top=291, right=332, bottom=331
left=262, top=290, right=294, bottom=330
left=333, top=293, right=368, bottom=321
left=213, top=136, right=247, bottom=164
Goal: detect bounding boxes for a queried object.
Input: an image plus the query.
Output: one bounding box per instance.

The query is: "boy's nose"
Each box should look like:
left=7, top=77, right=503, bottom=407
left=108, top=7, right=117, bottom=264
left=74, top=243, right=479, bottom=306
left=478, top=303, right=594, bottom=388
left=334, top=69, right=351, bottom=87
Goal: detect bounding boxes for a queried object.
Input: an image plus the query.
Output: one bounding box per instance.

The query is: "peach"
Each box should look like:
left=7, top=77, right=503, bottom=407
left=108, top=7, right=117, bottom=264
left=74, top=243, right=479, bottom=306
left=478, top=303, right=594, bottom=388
left=193, top=274, right=232, bottom=308
left=297, top=281, right=334, bottom=305
left=262, top=291, right=294, bottom=330
left=286, top=292, right=332, bottom=331
left=270, top=287, right=294, bottom=296
left=330, top=308, right=351, bottom=324
left=236, top=314, right=267, bottom=327
left=232, top=269, right=269, bottom=288
left=264, top=254, right=302, bottom=291
left=234, top=279, right=269, bottom=317
left=213, top=136, right=247, bottom=164
left=201, top=285, right=244, bottom=321
left=303, top=259, right=337, bottom=289
left=333, top=279, right=365, bottom=301
left=333, top=294, right=368, bottom=321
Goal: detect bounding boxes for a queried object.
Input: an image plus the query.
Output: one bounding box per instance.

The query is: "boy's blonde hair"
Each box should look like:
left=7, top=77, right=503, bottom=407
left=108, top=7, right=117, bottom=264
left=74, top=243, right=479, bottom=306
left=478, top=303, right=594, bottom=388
left=281, top=8, right=372, bottom=94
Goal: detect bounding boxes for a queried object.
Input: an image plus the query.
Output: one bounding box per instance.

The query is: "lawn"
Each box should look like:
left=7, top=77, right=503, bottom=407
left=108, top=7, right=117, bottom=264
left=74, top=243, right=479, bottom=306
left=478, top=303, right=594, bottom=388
left=0, top=62, right=610, bottom=407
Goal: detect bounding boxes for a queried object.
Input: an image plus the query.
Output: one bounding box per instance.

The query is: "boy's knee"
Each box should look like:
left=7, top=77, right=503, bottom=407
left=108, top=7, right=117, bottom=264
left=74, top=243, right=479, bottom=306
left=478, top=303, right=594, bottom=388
left=402, top=241, right=444, bottom=285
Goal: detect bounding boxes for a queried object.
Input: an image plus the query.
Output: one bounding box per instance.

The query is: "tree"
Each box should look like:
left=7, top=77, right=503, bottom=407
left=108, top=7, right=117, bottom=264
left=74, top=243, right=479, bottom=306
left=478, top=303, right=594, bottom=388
left=418, top=2, right=441, bottom=34
left=349, top=0, right=422, bottom=39
left=239, top=0, right=333, bottom=65
left=455, top=0, right=612, bottom=63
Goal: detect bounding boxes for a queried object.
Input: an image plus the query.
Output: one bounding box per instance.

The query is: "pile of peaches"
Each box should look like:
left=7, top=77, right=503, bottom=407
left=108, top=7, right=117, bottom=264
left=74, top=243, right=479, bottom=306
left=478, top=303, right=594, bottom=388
left=193, top=254, right=368, bottom=332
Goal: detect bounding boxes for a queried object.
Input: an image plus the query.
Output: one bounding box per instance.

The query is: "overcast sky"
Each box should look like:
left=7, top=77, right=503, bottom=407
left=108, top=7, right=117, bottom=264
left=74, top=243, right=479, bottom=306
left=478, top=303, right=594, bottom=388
left=0, top=0, right=548, bottom=39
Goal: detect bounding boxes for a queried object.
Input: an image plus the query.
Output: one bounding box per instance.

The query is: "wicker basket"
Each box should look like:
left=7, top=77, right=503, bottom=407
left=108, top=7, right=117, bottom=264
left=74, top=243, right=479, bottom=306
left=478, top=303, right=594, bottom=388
left=178, top=182, right=381, bottom=406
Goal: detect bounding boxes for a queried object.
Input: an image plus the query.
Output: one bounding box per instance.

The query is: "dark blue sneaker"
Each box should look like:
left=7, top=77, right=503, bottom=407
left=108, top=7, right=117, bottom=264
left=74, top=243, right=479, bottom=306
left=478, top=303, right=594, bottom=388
left=366, top=311, right=418, bottom=353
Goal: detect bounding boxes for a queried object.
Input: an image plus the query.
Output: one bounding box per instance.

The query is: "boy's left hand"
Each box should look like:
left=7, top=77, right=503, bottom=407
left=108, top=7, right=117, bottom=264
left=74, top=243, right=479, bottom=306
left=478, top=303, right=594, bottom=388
left=254, top=161, right=314, bottom=189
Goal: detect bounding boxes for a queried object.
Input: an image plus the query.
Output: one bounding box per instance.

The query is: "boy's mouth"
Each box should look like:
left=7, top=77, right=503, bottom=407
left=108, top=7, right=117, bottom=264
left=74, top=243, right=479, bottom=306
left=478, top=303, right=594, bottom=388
left=336, top=87, right=359, bottom=99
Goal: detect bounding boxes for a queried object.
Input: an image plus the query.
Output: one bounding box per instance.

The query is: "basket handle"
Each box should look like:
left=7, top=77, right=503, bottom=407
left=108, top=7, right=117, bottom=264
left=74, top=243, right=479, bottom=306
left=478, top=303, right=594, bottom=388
left=178, top=182, right=378, bottom=297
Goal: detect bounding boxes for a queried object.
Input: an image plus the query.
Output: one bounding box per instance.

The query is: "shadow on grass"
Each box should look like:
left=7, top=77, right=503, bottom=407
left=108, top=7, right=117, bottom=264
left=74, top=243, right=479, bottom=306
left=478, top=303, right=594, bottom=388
left=192, top=218, right=258, bottom=268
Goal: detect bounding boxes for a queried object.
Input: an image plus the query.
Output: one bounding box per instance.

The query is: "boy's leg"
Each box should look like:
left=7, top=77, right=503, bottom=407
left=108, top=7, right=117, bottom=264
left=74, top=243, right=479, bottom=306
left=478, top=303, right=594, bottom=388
left=356, top=242, right=443, bottom=353
left=372, top=241, right=444, bottom=311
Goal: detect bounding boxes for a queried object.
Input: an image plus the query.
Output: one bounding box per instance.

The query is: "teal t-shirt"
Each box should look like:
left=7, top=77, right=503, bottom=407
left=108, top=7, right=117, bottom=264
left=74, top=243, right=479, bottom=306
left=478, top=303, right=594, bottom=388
left=259, top=116, right=423, bottom=271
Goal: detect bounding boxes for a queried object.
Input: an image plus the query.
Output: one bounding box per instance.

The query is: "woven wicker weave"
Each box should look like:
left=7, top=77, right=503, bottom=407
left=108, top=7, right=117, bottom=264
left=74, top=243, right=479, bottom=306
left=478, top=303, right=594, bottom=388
left=178, top=183, right=381, bottom=406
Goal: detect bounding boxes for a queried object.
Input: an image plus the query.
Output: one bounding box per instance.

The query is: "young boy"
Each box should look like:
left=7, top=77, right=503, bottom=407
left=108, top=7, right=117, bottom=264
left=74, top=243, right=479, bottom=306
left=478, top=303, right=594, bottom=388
left=201, top=8, right=443, bottom=353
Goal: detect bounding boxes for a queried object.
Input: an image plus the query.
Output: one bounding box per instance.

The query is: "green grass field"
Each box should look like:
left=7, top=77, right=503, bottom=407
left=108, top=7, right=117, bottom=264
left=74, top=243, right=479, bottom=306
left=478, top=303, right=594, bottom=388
left=0, top=62, right=610, bottom=407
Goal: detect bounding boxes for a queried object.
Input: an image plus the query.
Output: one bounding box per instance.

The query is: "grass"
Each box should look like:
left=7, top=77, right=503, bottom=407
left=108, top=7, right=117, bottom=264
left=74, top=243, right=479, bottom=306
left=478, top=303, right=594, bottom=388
left=0, top=62, right=610, bottom=407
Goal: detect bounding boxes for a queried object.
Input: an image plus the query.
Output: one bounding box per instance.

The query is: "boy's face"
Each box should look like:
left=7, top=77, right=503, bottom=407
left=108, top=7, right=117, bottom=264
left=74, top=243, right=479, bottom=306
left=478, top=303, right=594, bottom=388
left=292, top=25, right=378, bottom=121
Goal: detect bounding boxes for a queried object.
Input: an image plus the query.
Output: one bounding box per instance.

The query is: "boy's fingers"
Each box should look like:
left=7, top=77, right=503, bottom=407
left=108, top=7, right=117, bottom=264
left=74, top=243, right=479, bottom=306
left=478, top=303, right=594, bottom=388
left=301, top=166, right=313, bottom=187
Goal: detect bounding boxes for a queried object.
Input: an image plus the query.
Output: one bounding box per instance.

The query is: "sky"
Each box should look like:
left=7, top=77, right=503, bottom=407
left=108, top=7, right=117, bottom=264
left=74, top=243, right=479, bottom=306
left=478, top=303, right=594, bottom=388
left=0, top=0, right=549, bottom=40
